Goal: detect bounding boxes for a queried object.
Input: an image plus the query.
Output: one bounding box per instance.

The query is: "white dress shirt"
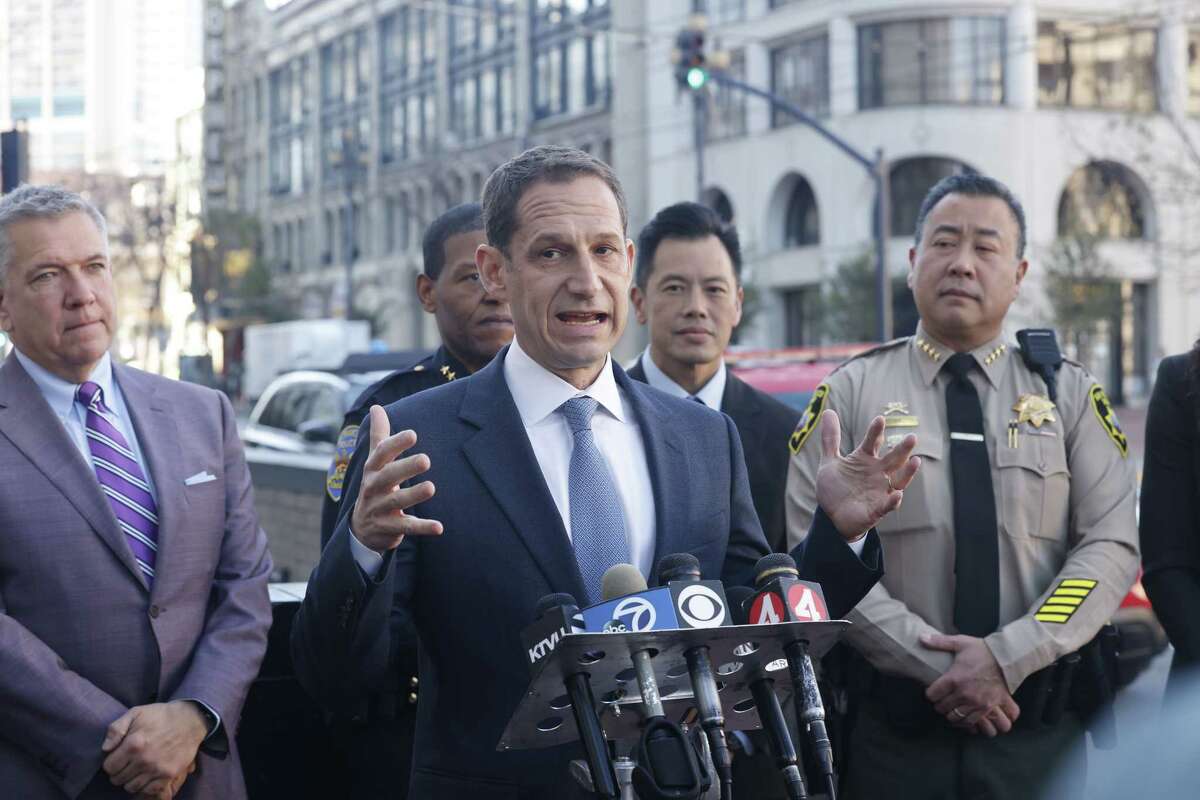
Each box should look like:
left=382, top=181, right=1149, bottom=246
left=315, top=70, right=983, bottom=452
left=351, top=339, right=658, bottom=580
left=639, top=348, right=727, bottom=410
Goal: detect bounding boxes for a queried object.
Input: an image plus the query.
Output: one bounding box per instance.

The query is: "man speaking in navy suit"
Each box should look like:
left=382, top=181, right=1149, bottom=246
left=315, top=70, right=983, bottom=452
left=292, top=145, right=920, bottom=799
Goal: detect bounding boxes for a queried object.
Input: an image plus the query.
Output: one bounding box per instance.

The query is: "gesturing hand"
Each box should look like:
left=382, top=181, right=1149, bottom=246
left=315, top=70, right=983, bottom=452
left=350, top=405, right=443, bottom=553
left=815, top=411, right=921, bottom=542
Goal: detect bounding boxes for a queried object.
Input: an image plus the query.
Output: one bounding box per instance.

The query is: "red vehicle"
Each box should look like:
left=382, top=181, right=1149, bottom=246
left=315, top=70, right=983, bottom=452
left=728, top=345, right=1167, bottom=687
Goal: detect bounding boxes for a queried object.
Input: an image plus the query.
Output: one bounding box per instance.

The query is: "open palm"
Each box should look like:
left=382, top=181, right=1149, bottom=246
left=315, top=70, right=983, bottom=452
left=815, top=410, right=921, bottom=541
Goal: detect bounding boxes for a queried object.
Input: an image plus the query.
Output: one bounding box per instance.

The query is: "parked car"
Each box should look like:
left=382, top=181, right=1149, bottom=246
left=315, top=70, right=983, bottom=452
left=240, top=369, right=393, bottom=454
left=727, top=344, right=1168, bottom=686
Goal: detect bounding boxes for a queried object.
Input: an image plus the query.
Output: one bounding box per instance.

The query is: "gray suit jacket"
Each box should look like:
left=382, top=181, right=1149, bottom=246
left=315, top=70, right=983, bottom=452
left=0, top=355, right=272, bottom=799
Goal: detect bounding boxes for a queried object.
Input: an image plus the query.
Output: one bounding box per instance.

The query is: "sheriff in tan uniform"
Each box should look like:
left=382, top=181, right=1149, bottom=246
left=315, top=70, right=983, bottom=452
left=786, top=174, right=1139, bottom=799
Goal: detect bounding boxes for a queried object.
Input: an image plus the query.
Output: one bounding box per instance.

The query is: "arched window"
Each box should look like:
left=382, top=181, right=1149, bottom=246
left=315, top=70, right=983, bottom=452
left=783, top=177, right=819, bottom=247
left=702, top=187, right=735, bottom=223
left=889, top=157, right=974, bottom=240
left=1058, top=161, right=1149, bottom=240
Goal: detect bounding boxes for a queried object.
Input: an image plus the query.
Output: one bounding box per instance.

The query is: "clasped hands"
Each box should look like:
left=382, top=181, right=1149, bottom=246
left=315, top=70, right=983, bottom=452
left=921, top=633, right=1020, bottom=737
left=100, top=700, right=207, bottom=799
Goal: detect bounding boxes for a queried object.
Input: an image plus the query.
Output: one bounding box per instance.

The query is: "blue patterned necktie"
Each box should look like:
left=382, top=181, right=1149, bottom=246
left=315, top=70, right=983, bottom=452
left=560, top=396, right=631, bottom=604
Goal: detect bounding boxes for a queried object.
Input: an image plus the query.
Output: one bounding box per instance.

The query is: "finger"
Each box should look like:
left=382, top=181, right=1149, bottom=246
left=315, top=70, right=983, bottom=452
left=975, top=716, right=999, bottom=738
left=125, top=771, right=154, bottom=795
left=888, top=455, right=922, bottom=493
left=919, top=633, right=965, bottom=654
left=819, top=410, right=841, bottom=462
left=373, top=480, right=438, bottom=515
left=990, top=707, right=1014, bottom=734
left=110, top=759, right=145, bottom=788
left=925, top=675, right=953, bottom=704
left=368, top=405, right=390, bottom=454
left=999, top=695, right=1020, bottom=724
left=367, top=452, right=433, bottom=495
left=364, top=428, right=417, bottom=474
left=933, top=693, right=968, bottom=716
left=855, top=415, right=886, bottom=458
left=880, top=432, right=918, bottom=470
left=102, top=711, right=134, bottom=753
left=367, top=511, right=444, bottom=539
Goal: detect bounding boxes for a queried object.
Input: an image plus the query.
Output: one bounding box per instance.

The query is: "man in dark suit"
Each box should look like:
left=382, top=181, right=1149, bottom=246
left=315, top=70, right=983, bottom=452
left=629, top=201, right=801, bottom=552
left=0, top=185, right=272, bottom=799
left=1141, top=346, right=1200, bottom=687
left=315, top=203, right=513, bottom=800
left=291, top=146, right=920, bottom=799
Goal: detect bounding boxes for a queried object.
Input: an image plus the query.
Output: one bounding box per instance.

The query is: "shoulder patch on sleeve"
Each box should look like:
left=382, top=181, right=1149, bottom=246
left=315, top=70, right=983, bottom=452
left=325, top=423, right=360, bottom=502
left=1088, top=384, right=1128, bottom=458
left=1035, top=578, right=1098, bottom=623
left=789, top=383, right=829, bottom=455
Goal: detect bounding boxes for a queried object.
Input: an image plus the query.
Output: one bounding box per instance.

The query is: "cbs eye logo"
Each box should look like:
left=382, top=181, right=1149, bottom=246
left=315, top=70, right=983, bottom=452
left=676, top=585, right=726, bottom=628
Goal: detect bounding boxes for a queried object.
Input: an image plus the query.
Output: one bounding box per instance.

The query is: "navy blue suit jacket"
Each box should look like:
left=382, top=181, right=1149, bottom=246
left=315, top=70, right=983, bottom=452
left=292, top=348, right=880, bottom=799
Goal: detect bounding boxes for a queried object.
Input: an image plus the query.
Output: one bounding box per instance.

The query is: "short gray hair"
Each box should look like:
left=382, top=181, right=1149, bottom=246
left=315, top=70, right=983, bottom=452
left=0, top=184, right=108, bottom=286
left=481, top=145, right=628, bottom=256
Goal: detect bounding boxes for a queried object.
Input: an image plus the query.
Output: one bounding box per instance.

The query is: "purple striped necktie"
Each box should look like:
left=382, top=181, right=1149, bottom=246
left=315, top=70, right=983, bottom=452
left=75, top=381, right=158, bottom=584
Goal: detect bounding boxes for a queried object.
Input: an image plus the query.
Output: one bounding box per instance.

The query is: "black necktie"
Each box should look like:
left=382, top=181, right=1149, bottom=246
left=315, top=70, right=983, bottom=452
left=944, top=353, right=1000, bottom=636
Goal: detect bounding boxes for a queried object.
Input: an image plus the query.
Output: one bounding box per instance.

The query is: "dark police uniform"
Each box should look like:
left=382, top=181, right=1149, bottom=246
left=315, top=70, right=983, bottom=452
left=317, top=346, right=466, bottom=800
left=786, top=324, right=1139, bottom=799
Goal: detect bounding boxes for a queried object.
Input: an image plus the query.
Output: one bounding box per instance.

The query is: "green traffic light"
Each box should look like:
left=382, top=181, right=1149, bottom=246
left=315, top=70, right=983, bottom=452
left=686, top=67, right=708, bottom=89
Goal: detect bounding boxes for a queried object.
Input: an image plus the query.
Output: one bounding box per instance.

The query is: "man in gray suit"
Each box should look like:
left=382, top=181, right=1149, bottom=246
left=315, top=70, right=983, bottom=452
left=0, top=185, right=272, bottom=799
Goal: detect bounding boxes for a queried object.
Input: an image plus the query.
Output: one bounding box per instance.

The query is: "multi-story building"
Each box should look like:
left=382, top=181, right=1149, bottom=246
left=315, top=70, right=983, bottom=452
left=0, top=0, right=203, bottom=176
left=205, top=0, right=616, bottom=350
left=624, top=0, right=1200, bottom=401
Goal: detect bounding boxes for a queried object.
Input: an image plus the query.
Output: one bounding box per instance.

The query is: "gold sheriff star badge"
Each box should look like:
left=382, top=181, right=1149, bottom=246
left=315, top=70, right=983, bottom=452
left=1013, top=394, right=1056, bottom=428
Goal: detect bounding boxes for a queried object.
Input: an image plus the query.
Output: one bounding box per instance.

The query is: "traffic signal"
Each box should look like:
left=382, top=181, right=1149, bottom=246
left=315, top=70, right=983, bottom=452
left=674, top=27, right=707, bottom=90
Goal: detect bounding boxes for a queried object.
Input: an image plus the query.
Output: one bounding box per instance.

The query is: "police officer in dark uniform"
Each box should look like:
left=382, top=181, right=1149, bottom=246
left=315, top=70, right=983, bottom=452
left=317, top=202, right=513, bottom=799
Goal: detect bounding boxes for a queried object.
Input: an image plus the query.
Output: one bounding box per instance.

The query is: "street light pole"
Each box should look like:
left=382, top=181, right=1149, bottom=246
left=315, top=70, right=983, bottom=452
left=688, top=68, right=894, bottom=342
left=341, top=128, right=357, bottom=321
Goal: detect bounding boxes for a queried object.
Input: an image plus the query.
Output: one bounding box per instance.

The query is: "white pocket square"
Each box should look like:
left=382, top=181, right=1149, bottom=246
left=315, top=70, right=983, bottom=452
left=185, top=471, right=217, bottom=486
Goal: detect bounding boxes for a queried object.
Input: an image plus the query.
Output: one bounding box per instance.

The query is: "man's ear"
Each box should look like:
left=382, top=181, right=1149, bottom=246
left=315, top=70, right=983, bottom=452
left=907, top=248, right=918, bottom=290
left=416, top=273, right=437, bottom=313
left=630, top=285, right=648, bottom=325
left=0, top=287, right=11, bottom=333
left=477, top=244, right=509, bottom=302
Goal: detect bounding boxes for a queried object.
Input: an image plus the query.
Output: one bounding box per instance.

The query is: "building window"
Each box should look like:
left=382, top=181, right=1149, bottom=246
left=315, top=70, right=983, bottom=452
left=708, top=49, right=747, bottom=141
left=692, top=0, right=744, bottom=25
left=783, top=177, right=820, bottom=247
left=1058, top=161, right=1149, bottom=240
left=1037, top=21, right=1157, bottom=113
left=269, top=56, right=312, bottom=196
left=771, top=35, right=829, bottom=124
left=532, top=0, right=611, bottom=121
left=890, top=157, right=974, bottom=239
left=1187, top=30, right=1200, bottom=115
left=785, top=286, right=822, bottom=346
left=859, top=18, right=1005, bottom=109
left=448, top=1, right=517, bottom=145
left=380, top=6, right=440, bottom=165
left=321, top=28, right=370, bottom=184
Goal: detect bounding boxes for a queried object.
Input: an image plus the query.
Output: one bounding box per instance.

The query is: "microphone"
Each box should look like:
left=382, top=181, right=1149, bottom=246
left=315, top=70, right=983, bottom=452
left=656, top=554, right=733, bottom=800
left=727, top=586, right=808, bottom=800
left=751, top=554, right=837, bottom=800
left=601, top=564, right=704, bottom=800
left=530, top=593, right=618, bottom=799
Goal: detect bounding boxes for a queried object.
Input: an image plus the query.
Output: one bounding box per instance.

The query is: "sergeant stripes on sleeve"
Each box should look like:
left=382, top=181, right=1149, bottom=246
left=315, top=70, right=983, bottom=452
left=1034, top=578, right=1098, bottom=623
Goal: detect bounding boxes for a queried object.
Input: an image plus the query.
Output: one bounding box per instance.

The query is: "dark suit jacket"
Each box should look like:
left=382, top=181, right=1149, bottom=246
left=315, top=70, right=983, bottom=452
left=628, top=359, right=802, bottom=552
left=0, top=356, right=273, bottom=799
left=292, top=348, right=880, bottom=799
left=1140, top=352, right=1200, bottom=681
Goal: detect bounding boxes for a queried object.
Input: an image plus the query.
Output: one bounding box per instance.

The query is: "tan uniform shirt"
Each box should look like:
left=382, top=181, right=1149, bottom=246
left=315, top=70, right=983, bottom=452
left=786, top=324, right=1139, bottom=692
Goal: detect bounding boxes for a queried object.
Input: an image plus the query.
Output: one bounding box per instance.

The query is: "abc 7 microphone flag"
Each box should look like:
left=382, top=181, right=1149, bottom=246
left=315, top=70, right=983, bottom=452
left=581, top=581, right=730, bottom=633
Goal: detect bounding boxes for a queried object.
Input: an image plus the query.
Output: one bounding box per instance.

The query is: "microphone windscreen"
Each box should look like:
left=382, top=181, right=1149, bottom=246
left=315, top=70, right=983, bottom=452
left=725, top=586, right=755, bottom=625
left=754, top=552, right=799, bottom=587
left=656, top=552, right=702, bottom=584
left=535, top=592, right=579, bottom=618
left=601, top=563, right=647, bottom=601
